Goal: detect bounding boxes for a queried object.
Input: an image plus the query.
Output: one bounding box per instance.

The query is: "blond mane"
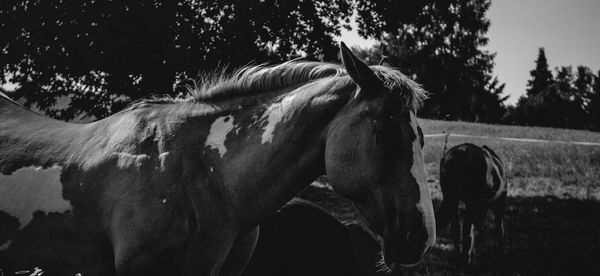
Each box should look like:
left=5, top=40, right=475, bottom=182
left=189, top=61, right=343, bottom=101
left=189, top=61, right=427, bottom=111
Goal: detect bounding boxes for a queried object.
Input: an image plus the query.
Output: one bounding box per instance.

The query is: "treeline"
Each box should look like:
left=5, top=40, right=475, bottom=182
left=2, top=1, right=596, bottom=131
left=504, top=48, right=600, bottom=131
left=1, top=0, right=506, bottom=123
left=352, top=0, right=507, bottom=124
left=0, top=0, right=433, bottom=120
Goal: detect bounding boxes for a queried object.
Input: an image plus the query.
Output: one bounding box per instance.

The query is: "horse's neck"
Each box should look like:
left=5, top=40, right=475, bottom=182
left=0, top=97, right=83, bottom=174
left=192, top=81, right=351, bottom=228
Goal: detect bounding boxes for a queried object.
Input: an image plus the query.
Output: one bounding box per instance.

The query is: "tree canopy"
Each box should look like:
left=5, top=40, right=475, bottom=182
left=4, top=0, right=597, bottom=131
left=590, top=71, right=600, bottom=130
left=355, top=0, right=507, bottom=122
left=0, top=0, right=352, bottom=120
left=511, top=54, right=599, bottom=130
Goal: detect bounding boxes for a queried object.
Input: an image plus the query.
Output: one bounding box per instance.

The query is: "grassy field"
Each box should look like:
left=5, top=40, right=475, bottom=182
left=420, top=119, right=600, bottom=201
left=420, top=119, right=600, bottom=144
left=299, top=119, right=600, bottom=275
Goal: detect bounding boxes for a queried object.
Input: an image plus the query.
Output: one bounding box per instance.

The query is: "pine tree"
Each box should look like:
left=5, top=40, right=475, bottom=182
left=553, top=66, right=580, bottom=128
left=574, top=66, right=594, bottom=108
left=589, top=70, right=600, bottom=131
left=358, top=0, right=507, bottom=122
left=526, top=48, right=554, bottom=97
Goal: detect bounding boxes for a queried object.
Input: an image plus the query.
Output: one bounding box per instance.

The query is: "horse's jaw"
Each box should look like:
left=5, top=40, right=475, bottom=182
left=350, top=200, right=430, bottom=270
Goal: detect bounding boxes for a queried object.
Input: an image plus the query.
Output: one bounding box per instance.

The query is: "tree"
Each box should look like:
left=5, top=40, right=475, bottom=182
left=0, top=0, right=352, bottom=120
left=354, top=0, right=434, bottom=37
left=512, top=50, right=597, bottom=130
left=574, top=66, right=595, bottom=128
left=355, top=0, right=507, bottom=122
left=589, top=70, right=600, bottom=131
left=351, top=46, right=385, bottom=66
left=551, top=66, right=584, bottom=128
left=476, top=75, right=508, bottom=123
left=526, top=48, right=553, bottom=97
left=515, top=66, right=588, bottom=129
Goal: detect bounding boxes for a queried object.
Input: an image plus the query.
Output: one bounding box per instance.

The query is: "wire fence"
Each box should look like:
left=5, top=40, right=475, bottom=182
left=424, top=133, right=600, bottom=146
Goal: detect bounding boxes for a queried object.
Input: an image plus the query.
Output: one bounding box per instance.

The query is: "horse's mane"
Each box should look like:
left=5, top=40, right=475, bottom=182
left=190, top=61, right=343, bottom=101
left=134, top=61, right=427, bottom=112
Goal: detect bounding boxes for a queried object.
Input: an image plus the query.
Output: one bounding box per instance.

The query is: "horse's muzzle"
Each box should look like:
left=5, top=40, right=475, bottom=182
left=384, top=227, right=433, bottom=267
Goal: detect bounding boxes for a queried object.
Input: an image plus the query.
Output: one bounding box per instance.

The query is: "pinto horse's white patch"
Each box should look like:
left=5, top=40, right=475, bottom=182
left=158, top=152, right=170, bottom=171
left=0, top=239, right=11, bottom=250
left=409, top=112, right=436, bottom=247
left=0, top=165, right=72, bottom=229
left=116, top=152, right=150, bottom=168
left=260, top=94, right=296, bottom=144
left=205, top=115, right=235, bottom=157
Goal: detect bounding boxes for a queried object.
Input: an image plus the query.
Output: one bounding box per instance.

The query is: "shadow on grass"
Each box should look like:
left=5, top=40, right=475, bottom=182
left=298, top=185, right=600, bottom=275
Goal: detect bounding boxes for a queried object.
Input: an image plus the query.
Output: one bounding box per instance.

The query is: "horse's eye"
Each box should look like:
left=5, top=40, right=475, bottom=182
left=372, top=119, right=383, bottom=145
left=387, top=112, right=410, bottom=122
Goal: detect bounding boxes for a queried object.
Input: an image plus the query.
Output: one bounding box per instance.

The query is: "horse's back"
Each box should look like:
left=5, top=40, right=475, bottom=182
left=0, top=94, right=158, bottom=275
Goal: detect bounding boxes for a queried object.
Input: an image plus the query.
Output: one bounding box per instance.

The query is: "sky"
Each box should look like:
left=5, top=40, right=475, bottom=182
left=339, top=0, right=600, bottom=105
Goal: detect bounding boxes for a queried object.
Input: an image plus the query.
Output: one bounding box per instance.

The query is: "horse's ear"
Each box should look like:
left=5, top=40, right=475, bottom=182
left=379, top=56, right=392, bottom=66
left=339, top=42, right=380, bottom=92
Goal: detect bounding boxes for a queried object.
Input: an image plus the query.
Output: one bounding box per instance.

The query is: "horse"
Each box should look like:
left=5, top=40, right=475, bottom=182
left=0, top=42, right=435, bottom=275
left=435, top=143, right=507, bottom=265
left=243, top=196, right=414, bottom=276
left=241, top=198, right=355, bottom=276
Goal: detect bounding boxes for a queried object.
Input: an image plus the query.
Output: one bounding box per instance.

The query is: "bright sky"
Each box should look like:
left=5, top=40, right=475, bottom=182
left=339, top=0, right=600, bottom=105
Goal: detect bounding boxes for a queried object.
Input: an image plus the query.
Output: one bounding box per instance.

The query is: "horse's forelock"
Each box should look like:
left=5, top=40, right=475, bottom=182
left=370, top=65, right=428, bottom=112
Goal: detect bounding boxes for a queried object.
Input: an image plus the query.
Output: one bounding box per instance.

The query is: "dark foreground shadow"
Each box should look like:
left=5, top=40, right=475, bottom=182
left=424, top=196, right=600, bottom=275
left=296, top=185, right=600, bottom=275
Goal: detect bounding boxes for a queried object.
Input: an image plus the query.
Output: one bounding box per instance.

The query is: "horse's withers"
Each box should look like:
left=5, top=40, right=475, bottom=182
left=325, top=43, right=435, bottom=267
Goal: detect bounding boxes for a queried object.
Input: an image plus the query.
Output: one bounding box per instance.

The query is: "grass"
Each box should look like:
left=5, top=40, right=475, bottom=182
left=298, top=119, right=600, bottom=275
left=420, top=119, right=600, bottom=143
left=420, top=119, right=600, bottom=200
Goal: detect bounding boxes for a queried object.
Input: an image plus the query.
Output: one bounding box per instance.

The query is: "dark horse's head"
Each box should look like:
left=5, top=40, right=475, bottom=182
left=325, top=43, right=435, bottom=267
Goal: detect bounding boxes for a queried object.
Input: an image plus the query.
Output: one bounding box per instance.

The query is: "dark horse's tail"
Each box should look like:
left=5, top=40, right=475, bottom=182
left=441, top=132, right=450, bottom=159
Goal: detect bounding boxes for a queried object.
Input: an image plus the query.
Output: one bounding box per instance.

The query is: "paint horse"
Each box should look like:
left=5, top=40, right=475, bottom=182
left=0, top=42, right=435, bottom=275
left=435, top=143, right=507, bottom=265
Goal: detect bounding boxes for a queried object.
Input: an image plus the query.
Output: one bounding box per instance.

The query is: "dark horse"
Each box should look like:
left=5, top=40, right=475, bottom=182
left=243, top=197, right=400, bottom=276
left=241, top=198, right=355, bottom=276
left=435, top=143, right=507, bottom=265
left=0, top=43, right=435, bottom=275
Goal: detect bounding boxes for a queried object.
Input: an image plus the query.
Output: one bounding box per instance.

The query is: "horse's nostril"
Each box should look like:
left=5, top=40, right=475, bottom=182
left=405, top=228, right=431, bottom=257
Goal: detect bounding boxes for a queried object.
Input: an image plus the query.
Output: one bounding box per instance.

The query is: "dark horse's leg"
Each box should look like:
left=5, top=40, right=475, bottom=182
left=461, top=205, right=478, bottom=265
left=435, top=199, right=457, bottom=232
left=435, top=198, right=462, bottom=260
left=437, top=179, right=461, bottom=260
left=492, top=193, right=507, bottom=268
left=450, top=203, right=461, bottom=260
